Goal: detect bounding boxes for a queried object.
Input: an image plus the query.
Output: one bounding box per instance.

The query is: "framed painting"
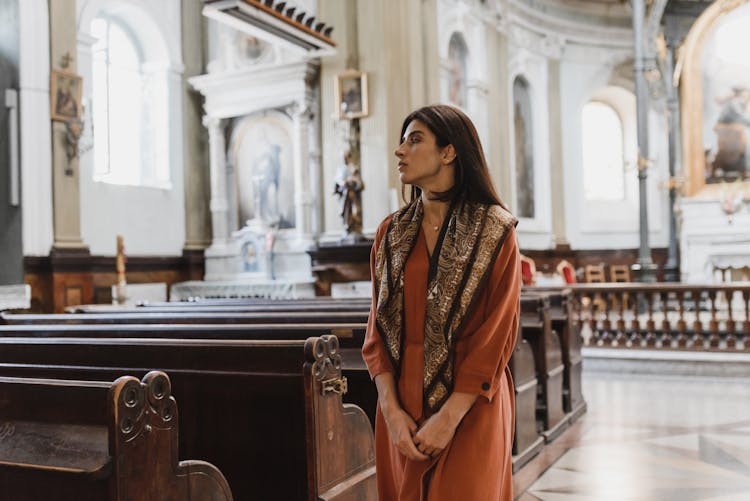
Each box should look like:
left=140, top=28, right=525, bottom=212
left=50, top=69, right=82, bottom=122
left=334, top=69, right=368, bottom=119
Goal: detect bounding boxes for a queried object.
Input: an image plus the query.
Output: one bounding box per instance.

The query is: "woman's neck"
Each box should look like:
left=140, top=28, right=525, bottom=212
left=421, top=192, right=449, bottom=222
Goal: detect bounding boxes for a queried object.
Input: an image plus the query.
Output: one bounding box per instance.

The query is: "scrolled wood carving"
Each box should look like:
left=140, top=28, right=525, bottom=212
left=305, top=334, right=343, bottom=383
left=111, top=371, right=176, bottom=441
left=112, top=376, right=147, bottom=442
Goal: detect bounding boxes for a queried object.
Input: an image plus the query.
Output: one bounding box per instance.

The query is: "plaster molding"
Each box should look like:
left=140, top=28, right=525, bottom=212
left=189, top=60, right=314, bottom=119
left=508, top=0, right=632, bottom=50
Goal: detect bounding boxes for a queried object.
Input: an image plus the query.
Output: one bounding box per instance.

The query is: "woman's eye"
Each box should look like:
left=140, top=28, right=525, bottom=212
left=410, top=137, right=420, bottom=144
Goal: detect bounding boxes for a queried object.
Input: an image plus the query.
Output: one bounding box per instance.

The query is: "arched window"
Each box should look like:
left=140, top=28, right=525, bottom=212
left=581, top=101, right=625, bottom=200
left=91, top=11, right=169, bottom=187
left=513, top=76, right=534, bottom=218
left=447, top=32, right=468, bottom=108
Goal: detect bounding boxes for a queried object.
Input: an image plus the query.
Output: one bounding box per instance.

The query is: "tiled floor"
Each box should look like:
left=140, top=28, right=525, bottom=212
left=515, top=370, right=750, bottom=500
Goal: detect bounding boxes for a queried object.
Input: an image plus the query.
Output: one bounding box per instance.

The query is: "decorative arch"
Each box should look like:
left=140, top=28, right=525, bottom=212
left=78, top=0, right=175, bottom=64
left=679, top=0, right=750, bottom=196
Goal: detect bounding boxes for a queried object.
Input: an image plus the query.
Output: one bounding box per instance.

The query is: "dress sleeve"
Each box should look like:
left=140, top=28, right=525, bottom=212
left=361, top=217, right=394, bottom=380
left=452, top=226, right=521, bottom=402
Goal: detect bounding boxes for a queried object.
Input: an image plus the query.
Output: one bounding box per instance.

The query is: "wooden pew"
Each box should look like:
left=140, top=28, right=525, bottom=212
left=520, top=294, right=569, bottom=442
left=541, top=290, right=586, bottom=420
left=69, top=297, right=371, bottom=314
left=0, top=335, right=376, bottom=501
left=1, top=310, right=369, bottom=325
left=525, top=287, right=586, bottom=421
left=509, top=334, right=543, bottom=472
left=0, top=321, right=378, bottom=428
left=0, top=371, right=233, bottom=500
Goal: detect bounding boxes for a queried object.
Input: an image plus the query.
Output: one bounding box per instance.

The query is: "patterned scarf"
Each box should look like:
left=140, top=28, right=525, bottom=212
left=374, top=197, right=517, bottom=413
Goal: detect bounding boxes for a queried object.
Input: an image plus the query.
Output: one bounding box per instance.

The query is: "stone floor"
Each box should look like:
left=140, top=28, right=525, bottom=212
left=514, top=370, right=750, bottom=500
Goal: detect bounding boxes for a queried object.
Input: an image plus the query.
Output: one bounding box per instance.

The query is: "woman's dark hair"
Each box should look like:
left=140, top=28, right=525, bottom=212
left=400, top=104, right=507, bottom=209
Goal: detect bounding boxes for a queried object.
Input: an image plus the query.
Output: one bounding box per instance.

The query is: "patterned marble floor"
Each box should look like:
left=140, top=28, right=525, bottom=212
left=515, top=371, right=750, bottom=500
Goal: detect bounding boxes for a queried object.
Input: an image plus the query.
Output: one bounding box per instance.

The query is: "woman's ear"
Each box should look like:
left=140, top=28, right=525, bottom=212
left=442, top=144, right=456, bottom=165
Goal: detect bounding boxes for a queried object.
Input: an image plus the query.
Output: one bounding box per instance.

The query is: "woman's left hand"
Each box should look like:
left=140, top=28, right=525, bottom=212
left=412, top=410, right=458, bottom=458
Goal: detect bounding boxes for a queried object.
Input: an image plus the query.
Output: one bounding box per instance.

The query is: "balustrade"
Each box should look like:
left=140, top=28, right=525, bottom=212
left=529, top=283, right=750, bottom=351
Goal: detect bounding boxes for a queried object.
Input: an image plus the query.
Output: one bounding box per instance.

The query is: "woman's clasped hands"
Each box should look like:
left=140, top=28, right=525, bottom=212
left=380, top=398, right=460, bottom=461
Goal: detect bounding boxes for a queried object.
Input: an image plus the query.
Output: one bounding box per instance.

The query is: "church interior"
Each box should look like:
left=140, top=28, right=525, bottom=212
left=1, top=0, right=750, bottom=499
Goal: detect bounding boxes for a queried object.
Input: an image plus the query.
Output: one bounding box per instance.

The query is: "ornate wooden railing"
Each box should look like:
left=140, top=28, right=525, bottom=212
left=528, top=283, right=750, bottom=351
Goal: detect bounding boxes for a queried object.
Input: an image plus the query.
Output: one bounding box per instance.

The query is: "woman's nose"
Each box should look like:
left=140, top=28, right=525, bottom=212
left=394, top=144, right=405, bottom=158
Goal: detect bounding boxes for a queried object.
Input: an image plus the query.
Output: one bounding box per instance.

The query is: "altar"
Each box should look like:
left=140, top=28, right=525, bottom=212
left=678, top=197, right=750, bottom=283
left=171, top=1, right=335, bottom=299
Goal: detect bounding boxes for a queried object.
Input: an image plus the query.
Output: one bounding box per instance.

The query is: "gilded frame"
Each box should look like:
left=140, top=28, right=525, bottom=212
left=334, top=69, right=368, bottom=120
left=679, top=0, right=750, bottom=196
left=50, top=69, right=83, bottom=122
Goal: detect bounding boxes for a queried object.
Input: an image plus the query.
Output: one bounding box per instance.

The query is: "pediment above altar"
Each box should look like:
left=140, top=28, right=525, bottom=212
left=189, top=60, right=318, bottom=118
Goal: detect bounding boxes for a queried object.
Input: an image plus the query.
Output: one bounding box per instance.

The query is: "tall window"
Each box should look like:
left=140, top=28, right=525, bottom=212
left=91, top=14, right=169, bottom=187
left=581, top=102, right=625, bottom=200
left=513, top=76, right=534, bottom=218
left=447, top=32, right=468, bottom=108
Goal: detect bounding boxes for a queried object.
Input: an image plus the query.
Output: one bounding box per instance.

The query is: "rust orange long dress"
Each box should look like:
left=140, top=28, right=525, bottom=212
left=362, top=217, right=521, bottom=501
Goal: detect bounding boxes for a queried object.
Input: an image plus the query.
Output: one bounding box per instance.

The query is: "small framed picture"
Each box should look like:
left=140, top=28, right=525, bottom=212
left=50, top=69, right=83, bottom=122
left=335, top=69, right=368, bottom=119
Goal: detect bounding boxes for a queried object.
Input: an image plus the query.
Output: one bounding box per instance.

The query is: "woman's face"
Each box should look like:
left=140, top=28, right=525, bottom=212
left=395, top=120, right=453, bottom=189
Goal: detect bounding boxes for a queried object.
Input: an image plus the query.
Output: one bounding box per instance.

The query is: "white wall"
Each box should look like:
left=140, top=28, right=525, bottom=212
left=76, top=0, right=185, bottom=256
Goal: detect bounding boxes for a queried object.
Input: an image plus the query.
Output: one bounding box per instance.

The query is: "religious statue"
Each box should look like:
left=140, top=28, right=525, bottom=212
left=711, top=86, right=750, bottom=181
left=252, top=143, right=281, bottom=227
left=333, top=151, right=364, bottom=241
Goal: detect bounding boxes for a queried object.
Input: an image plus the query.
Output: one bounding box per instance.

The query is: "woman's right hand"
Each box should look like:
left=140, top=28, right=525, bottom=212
left=374, top=372, right=428, bottom=461
left=381, top=402, right=429, bottom=461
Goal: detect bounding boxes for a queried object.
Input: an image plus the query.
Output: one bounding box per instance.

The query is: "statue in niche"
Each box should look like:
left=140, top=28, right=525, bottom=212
left=709, top=86, right=750, bottom=182
left=252, top=143, right=281, bottom=227
left=333, top=150, right=364, bottom=240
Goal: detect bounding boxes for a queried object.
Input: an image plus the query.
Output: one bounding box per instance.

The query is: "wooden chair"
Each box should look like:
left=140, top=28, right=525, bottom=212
left=584, top=264, right=606, bottom=283
left=556, top=260, right=577, bottom=285
left=609, top=264, right=632, bottom=310
left=520, top=254, right=537, bottom=286
left=610, top=264, right=631, bottom=283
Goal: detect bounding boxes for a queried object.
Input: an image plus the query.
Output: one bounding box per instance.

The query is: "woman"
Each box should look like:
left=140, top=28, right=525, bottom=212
left=362, top=104, right=520, bottom=500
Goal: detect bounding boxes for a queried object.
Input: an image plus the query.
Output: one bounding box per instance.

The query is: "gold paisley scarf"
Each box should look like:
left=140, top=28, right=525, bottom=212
left=374, top=197, right=517, bottom=413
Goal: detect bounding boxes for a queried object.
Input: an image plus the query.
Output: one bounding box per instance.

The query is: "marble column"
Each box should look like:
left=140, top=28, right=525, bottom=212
left=205, top=116, right=229, bottom=246
left=548, top=58, right=568, bottom=247
left=291, top=102, right=314, bottom=238
left=182, top=0, right=211, bottom=251
left=631, top=0, right=658, bottom=282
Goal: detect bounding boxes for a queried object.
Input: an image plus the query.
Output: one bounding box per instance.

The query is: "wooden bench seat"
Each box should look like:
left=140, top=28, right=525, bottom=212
left=0, top=371, right=233, bottom=500
left=0, top=335, right=376, bottom=501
